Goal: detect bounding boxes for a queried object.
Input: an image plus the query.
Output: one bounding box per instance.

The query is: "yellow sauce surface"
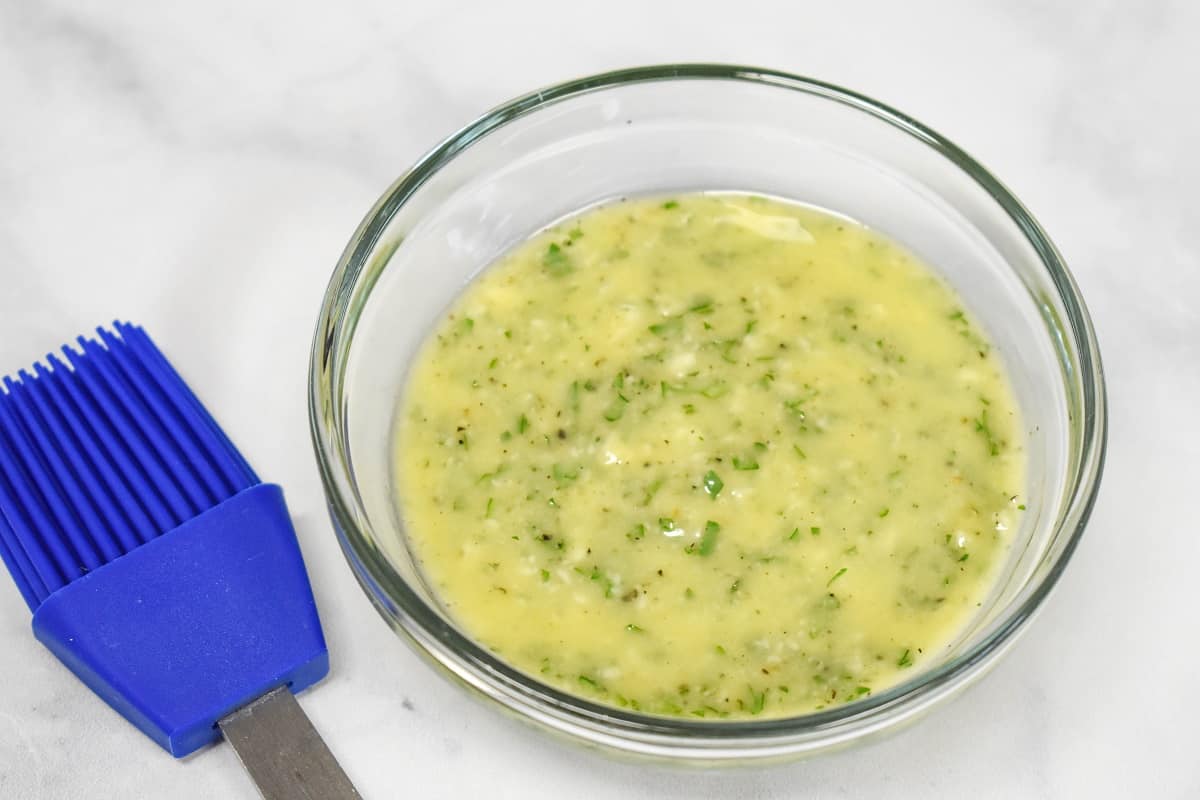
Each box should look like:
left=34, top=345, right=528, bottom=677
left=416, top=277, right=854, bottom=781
left=396, top=194, right=1025, bottom=718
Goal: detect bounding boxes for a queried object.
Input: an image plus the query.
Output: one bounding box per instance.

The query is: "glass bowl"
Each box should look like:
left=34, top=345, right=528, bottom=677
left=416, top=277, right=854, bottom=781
left=308, top=64, right=1106, bottom=763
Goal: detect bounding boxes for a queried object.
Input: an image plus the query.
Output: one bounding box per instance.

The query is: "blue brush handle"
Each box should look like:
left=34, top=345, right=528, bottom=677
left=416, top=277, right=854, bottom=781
left=32, top=483, right=328, bottom=757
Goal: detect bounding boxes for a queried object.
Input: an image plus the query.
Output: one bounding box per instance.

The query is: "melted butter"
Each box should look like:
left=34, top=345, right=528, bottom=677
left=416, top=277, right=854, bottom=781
left=395, top=194, right=1025, bottom=718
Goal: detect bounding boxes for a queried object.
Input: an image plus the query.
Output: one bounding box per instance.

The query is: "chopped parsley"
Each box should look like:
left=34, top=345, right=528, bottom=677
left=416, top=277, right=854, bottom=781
left=552, top=464, right=579, bottom=486
left=603, top=396, right=628, bottom=421
left=543, top=243, right=572, bottom=276
left=648, top=316, right=684, bottom=337
left=974, top=408, right=1001, bottom=456
left=686, top=520, right=720, bottom=556
left=640, top=478, right=664, bottom=507
left=748, top=687, right=766, bottom=714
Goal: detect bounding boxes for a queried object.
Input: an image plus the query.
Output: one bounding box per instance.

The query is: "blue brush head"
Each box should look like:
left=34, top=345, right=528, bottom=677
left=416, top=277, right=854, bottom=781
left=0, top=323, right=327, bottom=756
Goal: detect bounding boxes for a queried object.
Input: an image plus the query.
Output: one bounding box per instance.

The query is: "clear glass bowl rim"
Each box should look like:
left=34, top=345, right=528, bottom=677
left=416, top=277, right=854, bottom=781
left=308, top=63, right=1108, bottom=746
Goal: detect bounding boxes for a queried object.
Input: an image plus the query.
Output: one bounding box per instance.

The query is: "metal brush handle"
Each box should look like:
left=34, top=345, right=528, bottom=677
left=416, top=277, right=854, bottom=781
left=219, top=686, right=362, bottom=800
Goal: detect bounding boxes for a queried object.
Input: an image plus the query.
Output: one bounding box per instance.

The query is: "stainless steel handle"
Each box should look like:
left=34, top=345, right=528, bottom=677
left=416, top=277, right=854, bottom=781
left=219, top=686, right=362, bottom=800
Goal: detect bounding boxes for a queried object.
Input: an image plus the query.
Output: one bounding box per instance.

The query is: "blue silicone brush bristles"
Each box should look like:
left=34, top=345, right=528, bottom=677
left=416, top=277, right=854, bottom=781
left=0, top=323, right=328, bottom=756
left=0, top=323, right=256, bottom=609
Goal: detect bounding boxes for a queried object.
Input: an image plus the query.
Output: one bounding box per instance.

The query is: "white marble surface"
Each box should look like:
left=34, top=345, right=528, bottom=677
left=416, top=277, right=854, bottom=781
left=0, top=1, right=1197, bottom=797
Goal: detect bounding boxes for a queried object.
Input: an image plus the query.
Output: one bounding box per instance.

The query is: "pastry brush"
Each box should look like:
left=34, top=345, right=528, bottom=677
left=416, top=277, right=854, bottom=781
left=0, top=322, right=360, bottom=799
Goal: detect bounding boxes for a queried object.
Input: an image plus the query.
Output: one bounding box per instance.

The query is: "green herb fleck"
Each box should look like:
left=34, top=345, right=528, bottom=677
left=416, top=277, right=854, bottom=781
left=640, top=478, right=664, bottom=507
left=827, top=567, right=848, bottom=586
left=626, top=523, right=646, bottom=542
left=649, top=316, right=684, bottom=337
left=659, top=517, right=676, bottom=532
left=714, top=339, right=739, bottom=363
left=517, top=414, right=529, bottom=434
left=691, top=521, right=720, bottom=556
left=811, top=526, right=821, bottom=536
left=577, top=566, right=614, bottom=597
left=974, top=409, right=1001, bottom=456
left=540, top=568, right=550, bottom=582
left=788, top=527, right=800, bottom=541
left=477, top=465, right=506, bottom=484
left=625, top=623, right=644, bottom=633
left=485, top=497, right=494, bottom=518
left=552, top=464, right=579, bottom=486
left=732, top=456, right=759, bottom=471
left=662, top=200, right=679, bottom=209
left=898, top=649, right=913, bottom=668
left=577, top=675, right=599, bottom=689
left=702, top=470, right=724, bottom=499
left=783, top=398, right=809, bottom=422
left=603, top=396, right=628, bottom=421
left=488, top=357, right=499, bottom=369
left=748, top=687, right=766, bottom=714
left=879, top=507, right=890, bottom=518
left=543, top=243, right=572, bottom=276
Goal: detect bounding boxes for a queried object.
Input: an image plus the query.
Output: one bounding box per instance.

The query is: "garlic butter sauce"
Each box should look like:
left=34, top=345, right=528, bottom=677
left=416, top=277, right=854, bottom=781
left=396, top=194, right=1024, bottom=718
